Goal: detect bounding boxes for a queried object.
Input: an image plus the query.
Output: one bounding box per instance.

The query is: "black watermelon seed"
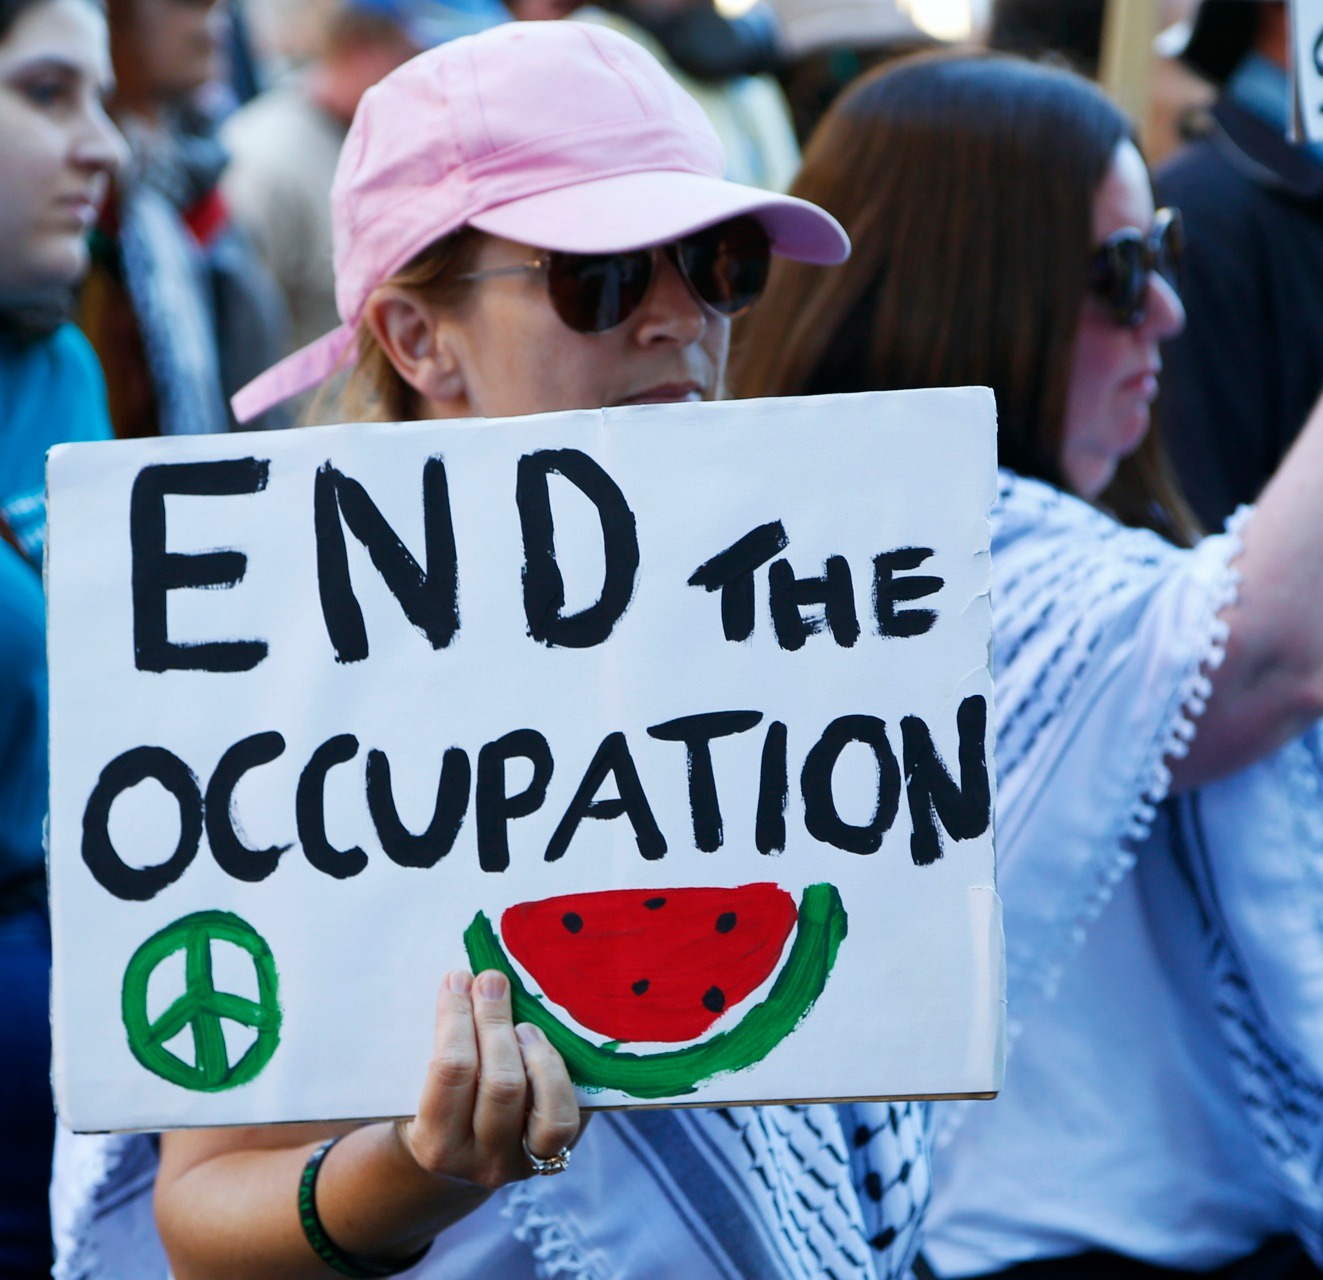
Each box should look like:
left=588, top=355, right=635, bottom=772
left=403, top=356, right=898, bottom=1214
left=715, top=911, right=736, bottom=933
left=562, top=912, right=583, bottom=934
left=632, top=979, right=650, bottom=995
left=702, top=986, right=726, bottom=1013
left=644, top=897, right=666, bottom=910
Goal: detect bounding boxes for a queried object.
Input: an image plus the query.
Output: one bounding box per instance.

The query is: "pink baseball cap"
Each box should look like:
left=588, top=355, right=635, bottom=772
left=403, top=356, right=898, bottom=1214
left=232, top=20, right=849, bottom=423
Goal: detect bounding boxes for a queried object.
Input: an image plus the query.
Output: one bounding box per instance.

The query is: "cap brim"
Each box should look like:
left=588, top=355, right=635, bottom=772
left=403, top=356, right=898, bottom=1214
left=231, top=324, right=355, bottom=424
left=469, top=169, right=850, bottom=265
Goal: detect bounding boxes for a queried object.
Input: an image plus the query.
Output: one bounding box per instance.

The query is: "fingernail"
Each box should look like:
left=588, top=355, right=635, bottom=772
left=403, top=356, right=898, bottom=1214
left=447, top=970, right=473, bottom=995
left=516, top=1023, right=542, bottom=1048
left=476, top=970, right=507, bottom=1001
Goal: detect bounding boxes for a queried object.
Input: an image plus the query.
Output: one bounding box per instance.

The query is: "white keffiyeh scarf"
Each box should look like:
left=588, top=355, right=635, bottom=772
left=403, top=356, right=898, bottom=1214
left=52, top=1102, right=930, bottom=1279
left=937, top=470, right=1323, bottom=1259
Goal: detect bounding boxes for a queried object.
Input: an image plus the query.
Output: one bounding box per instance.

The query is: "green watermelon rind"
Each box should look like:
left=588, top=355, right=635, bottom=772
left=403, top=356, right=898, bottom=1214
left=462, top=882, right=848, bottom=1099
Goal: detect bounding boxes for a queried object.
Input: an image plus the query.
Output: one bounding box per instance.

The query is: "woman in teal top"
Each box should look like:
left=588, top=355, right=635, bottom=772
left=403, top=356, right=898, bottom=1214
left=0, top=0, right=121, bottom=1266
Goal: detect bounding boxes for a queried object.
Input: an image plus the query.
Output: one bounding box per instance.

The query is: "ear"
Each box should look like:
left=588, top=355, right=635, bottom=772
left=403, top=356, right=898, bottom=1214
left=362, top=287, right=470, bottom=415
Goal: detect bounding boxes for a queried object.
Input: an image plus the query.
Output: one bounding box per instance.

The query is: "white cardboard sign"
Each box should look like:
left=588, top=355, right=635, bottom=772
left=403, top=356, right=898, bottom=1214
left=47, top=391, right=1004, bottom=1132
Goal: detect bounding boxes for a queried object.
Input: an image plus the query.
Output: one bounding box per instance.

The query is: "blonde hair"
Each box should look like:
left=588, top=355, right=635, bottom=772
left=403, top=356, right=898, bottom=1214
left=313, top=228, right=484, bottom=425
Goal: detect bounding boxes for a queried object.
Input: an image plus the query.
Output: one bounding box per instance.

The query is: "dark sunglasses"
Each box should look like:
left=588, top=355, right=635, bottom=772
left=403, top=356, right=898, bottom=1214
left=1087, top=207, right=1184, bottom=328
left=457, top=215, right=772, bottom=334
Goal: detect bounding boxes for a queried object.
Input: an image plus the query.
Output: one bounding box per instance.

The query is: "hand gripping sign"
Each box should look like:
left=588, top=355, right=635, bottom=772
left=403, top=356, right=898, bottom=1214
left=46, top=391, right=1005, bottom=1132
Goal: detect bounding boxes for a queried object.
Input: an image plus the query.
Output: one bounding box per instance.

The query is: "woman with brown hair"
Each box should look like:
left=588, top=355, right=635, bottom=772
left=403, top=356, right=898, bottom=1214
left=736, top=50, right=1323, bottom=1278
left=736, top=49, right=1194, bottom=540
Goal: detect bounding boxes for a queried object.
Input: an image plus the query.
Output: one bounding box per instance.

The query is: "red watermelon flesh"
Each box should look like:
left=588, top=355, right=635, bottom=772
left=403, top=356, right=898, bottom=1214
left=500, top=884, right=798, bottom=1043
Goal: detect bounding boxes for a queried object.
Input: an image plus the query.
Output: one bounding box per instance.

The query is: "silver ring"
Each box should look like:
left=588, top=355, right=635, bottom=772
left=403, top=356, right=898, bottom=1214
left=522, top=1133, right=572, bottom=1176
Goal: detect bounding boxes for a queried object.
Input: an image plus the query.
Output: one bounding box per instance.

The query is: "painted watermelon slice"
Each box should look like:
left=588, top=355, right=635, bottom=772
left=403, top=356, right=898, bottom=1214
left=500, top=883, right=798, bottom=1043
left=463, top=882, right=847, bottom=1099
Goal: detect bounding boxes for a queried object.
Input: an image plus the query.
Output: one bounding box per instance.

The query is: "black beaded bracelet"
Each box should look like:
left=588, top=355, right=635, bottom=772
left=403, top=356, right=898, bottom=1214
left=297, top=1137, right=433, bottom=1279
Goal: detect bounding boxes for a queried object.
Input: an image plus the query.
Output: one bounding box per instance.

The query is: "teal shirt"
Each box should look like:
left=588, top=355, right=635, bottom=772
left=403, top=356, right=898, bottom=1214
left=0, top=324, right=111, bottom=893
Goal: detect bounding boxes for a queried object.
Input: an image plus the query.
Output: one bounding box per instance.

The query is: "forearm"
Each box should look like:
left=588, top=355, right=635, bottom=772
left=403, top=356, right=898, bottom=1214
left=155, top=971, right=580, bottom=1280
left=157, top=1122, right=490, bottom=1280
left=1172, top=393, right=1323, bottom=788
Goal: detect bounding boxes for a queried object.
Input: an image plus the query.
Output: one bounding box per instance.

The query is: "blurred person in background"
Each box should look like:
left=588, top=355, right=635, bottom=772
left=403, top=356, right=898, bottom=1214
left=0, top=0, right=123, bottom=1270
left=600, top=0, right=783, bottom=82
left=736, top=49, right=1323, bottom=1277
left=221, top=0, right=506, bottom=387
left=983, top=0, right=1212, bottom=164
left=987, top=0, right=1106, bottom=74
left=1155, top=0, right=1323, bottom=529
left=762, top=0, right=936, bottom=144
left=79, top=0, right=288, bottom=434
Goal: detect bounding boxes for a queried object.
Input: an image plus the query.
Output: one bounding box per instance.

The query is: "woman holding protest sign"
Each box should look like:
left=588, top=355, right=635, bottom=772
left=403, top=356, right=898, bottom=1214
left=0, top=0, right=122, bottom=1269
left=735, top=49, right=1323, bottom=1278
left=52, top=21, right=938, bottom=1280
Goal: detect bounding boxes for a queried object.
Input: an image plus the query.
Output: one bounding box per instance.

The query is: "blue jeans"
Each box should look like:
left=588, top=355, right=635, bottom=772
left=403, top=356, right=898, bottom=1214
left=0, top=905, right=54, bottom=1278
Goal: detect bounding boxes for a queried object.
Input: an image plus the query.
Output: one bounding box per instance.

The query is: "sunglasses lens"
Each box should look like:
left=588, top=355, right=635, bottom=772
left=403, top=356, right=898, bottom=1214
left=677, top=215, right=771, bottom=316
left=1155, top=210, right=1184, bottom=288
left=1088, top=210, right=1183, bottom=328
left=543, top=216, right=770, bottom=334
left=1090, top=233, right=1146, bottom=327
left=547, top=249, right=654, bottom=333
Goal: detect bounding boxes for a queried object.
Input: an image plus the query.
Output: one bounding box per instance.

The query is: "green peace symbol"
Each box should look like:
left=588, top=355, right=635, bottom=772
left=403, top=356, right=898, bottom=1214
left=121, top=910, right=281, bottom=1092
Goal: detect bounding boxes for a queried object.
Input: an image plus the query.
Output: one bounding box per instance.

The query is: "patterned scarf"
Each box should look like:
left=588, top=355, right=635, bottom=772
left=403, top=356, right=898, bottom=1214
left=507, top=1102, right=930, bottom=1279
left=936, top=470, right=1323, bottom=1262
left=53, top=1103, right=931, bottom=1278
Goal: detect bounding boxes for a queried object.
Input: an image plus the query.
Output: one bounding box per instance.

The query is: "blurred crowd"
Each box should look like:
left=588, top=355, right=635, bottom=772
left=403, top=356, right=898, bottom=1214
left=7, top=0, right=1323, bottom=1278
